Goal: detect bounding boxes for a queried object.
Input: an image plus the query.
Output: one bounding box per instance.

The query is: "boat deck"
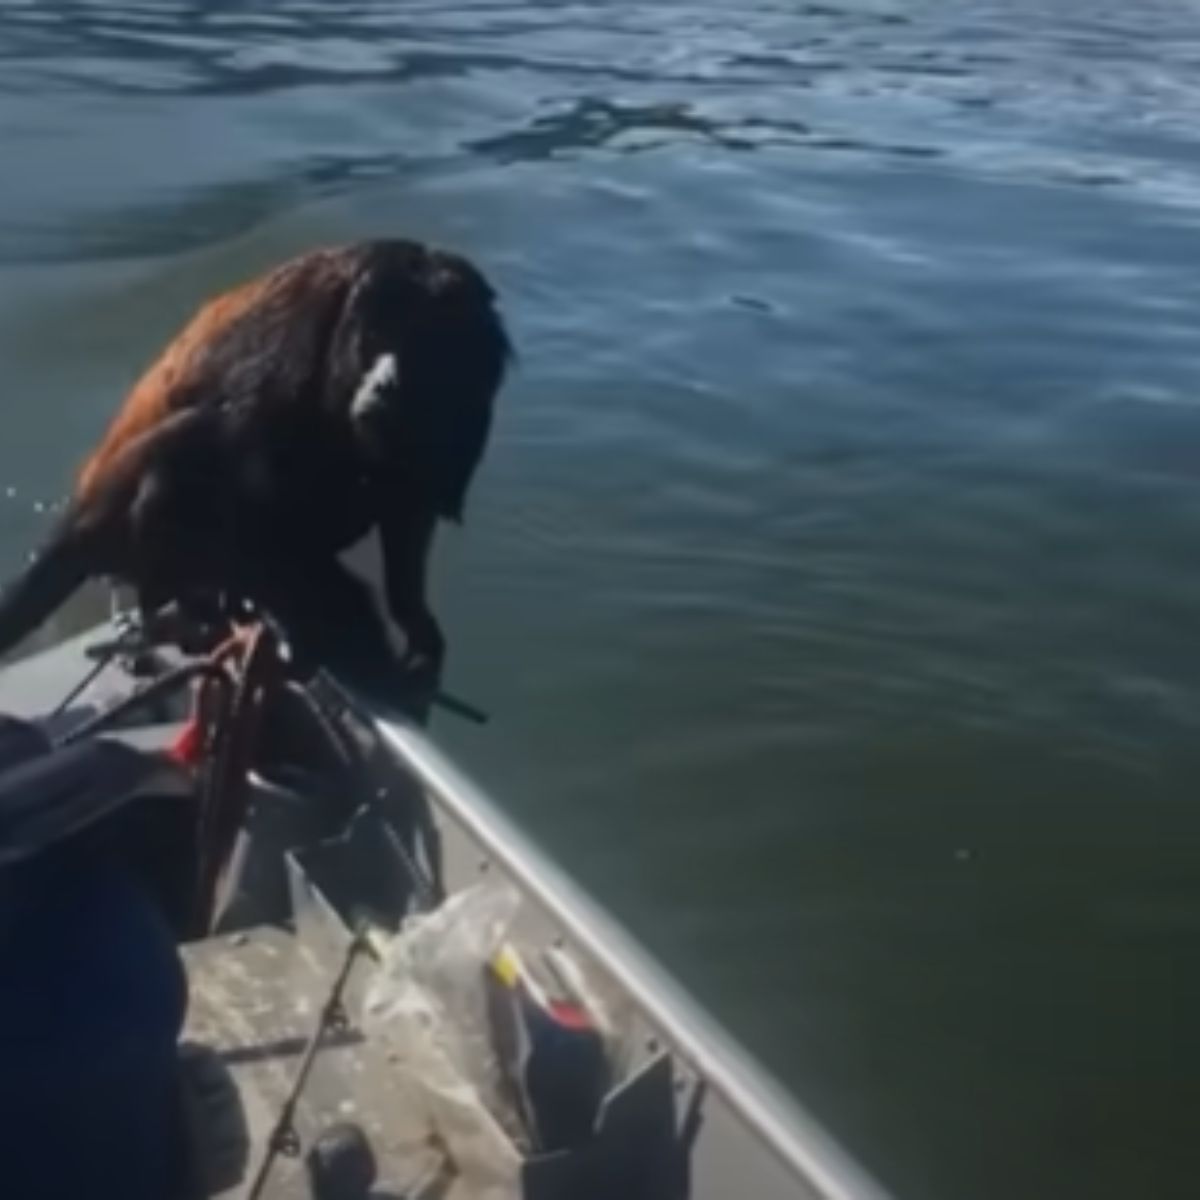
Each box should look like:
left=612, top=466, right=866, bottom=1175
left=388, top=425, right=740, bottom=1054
left=0, top=625, right=887, bottom=1200
left=181, top=925, right=438, bottom=1200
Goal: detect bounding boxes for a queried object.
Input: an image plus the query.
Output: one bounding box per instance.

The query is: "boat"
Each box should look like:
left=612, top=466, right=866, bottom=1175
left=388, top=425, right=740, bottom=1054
left=0, top=603, right=892, bottom=1200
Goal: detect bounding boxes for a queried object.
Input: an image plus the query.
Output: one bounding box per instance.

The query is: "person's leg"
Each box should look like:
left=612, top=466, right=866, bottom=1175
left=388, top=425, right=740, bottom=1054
left=0, top=858, right=188, bottom=1199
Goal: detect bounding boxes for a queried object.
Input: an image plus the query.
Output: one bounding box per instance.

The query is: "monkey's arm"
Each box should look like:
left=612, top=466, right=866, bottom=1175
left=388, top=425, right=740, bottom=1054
left=377, top=498, right=443, bottom=672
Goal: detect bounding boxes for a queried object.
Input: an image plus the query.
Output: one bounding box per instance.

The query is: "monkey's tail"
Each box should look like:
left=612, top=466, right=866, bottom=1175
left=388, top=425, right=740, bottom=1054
left=0, top=510, right=93, bottom=660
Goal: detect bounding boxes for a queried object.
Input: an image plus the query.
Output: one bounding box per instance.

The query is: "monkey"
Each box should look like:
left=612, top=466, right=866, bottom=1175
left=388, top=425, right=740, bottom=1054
left=0, top=239, right=512, bottom=708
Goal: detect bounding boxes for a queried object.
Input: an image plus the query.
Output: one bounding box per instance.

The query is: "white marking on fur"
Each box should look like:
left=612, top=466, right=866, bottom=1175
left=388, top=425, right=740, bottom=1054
left=351, top=353, right=399, bottom=424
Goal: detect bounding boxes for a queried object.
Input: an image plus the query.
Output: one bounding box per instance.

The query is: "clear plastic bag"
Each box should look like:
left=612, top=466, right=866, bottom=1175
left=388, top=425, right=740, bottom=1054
left=362, top=880, right=525, bottom=1199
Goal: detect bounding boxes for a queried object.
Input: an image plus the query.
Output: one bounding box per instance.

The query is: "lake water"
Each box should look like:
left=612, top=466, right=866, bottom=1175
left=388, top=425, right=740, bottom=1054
left=3, top=2, right=1200, bottom=1197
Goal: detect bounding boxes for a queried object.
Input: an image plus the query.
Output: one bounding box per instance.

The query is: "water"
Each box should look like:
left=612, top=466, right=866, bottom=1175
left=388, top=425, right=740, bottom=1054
left=4, top=2, right=1200, bottom=1196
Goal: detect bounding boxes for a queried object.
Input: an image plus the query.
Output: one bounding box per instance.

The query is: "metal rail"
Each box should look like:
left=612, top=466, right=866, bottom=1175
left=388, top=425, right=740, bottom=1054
left=372, top=717, right=894, bottom=1200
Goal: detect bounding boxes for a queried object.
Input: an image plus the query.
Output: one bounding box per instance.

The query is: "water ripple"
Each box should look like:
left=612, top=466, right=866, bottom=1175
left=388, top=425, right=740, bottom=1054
left=1, top=0, right=1196, bottom=228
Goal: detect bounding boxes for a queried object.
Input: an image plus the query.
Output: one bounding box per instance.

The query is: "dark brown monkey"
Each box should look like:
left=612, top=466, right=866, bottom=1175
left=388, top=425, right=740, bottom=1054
left=0, top=240, right=511, bottom=704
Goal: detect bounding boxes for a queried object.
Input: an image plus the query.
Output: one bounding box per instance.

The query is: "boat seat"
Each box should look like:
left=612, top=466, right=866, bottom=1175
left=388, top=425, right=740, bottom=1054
left=0, top=711, right=50, bottom=773
left=0, top=732, right=193, bottom=870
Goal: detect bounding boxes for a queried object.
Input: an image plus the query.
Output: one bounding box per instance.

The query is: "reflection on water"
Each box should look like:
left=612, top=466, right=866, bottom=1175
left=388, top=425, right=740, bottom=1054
left=3, top=3, right=1200, bottom=1198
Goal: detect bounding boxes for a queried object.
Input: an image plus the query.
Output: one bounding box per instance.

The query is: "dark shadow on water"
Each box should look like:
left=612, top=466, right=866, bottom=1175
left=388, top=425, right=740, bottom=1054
left=467, top=98, right=764, bottom=162
left=466, top=97, right=942, bottom=165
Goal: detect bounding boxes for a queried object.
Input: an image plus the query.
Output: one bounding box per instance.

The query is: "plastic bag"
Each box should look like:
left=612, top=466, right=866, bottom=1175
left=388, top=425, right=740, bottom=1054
left=363, top=880, right=525, bottom=1199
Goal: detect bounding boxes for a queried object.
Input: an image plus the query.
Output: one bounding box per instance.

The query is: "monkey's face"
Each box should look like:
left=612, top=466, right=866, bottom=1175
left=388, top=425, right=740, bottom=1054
left=348, top=320, right=506, bottom=522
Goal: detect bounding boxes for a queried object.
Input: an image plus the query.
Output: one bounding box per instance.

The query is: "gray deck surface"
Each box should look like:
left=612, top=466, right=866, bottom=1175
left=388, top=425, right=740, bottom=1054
left=180, top=926, right=443, bottom=1200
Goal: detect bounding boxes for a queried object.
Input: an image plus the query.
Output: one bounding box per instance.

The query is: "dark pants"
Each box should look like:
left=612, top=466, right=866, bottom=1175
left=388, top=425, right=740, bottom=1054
left=0, top=857, right=188, bottom=1199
